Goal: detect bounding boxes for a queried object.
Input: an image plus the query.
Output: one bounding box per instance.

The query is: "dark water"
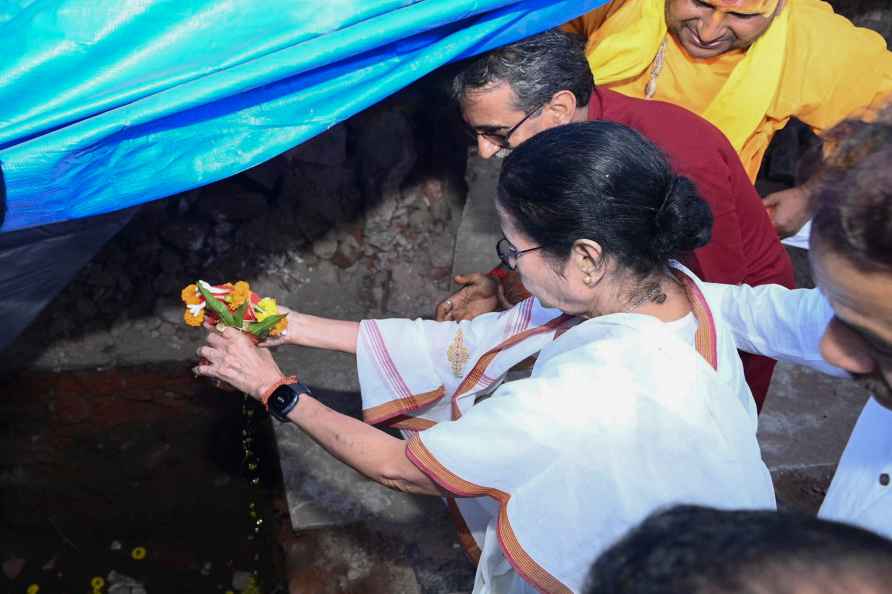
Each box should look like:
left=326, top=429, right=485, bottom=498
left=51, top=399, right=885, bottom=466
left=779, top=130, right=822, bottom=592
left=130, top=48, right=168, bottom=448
left=0, top=363, right=287, bottom=593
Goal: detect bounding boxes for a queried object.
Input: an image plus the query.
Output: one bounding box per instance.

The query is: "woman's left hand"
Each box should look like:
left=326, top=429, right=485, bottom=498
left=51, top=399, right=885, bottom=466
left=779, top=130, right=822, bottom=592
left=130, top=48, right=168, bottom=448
left=194, top=326, right=285, bottom=400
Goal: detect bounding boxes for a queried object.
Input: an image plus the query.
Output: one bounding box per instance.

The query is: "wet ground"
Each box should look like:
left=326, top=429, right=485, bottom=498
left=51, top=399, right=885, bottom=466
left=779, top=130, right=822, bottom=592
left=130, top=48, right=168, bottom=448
left=0, top=364, right=289, bottom=594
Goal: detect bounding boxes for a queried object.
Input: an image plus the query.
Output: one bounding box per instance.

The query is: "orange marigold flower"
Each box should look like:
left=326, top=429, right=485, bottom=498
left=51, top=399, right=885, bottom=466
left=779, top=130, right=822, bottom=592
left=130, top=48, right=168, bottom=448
left=184, top=309, right=205, bottom=327
left=227, top=281, right=251, bottom=310
left=270, top=316, right=288, bottom=337
left=181, top=283, right=202, bottom=305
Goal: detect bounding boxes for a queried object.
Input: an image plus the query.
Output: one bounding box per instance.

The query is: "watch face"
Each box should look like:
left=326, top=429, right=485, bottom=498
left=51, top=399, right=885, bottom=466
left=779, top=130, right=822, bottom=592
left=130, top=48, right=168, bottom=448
left=269, top=384, right=299, bottom=421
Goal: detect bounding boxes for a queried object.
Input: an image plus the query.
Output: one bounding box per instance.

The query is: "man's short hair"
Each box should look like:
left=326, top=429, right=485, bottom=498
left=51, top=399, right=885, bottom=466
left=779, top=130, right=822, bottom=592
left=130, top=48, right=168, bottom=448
left=451, top=29, right=594, bottom=112
left=810, top=103, right=892, bottom=272
left=585, top=505, right=892, bottom=594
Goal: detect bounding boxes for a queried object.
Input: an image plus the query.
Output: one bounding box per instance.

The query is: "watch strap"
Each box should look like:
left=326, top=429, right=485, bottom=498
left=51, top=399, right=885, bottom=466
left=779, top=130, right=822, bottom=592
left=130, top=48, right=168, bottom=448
left=260, top=375, right=299, bottom=410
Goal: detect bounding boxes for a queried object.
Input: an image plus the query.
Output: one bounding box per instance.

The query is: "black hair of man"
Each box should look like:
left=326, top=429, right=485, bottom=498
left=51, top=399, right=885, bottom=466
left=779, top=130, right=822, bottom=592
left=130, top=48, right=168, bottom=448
left=585, top=505, right=892, bottom=594
left=498, top=121, right=712, bottom=279
left=810, top=103, right=892, bottom=273
left=451, top=28, right=594, bottom=112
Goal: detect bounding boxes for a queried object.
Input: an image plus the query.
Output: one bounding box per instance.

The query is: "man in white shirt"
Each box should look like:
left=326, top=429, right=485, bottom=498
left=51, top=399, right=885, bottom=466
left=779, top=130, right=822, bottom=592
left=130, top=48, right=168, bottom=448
left=700, top=105, right=892, bottom=538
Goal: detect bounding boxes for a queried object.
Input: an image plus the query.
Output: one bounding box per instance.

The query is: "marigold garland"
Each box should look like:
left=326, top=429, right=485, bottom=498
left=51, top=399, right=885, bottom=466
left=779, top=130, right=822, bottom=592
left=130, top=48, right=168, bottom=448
left=227, top=280, right=251, bottom=310
left=181, top=283, right=202, bottom=305
left=183, top=308, right=205, bottom=327
left=180, top=280, right=288, bottom=338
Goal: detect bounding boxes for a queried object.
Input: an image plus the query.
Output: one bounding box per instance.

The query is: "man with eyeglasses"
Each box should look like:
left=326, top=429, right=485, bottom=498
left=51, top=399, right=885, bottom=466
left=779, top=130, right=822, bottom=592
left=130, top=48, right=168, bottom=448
left=437, top=28, right=794, bottom=410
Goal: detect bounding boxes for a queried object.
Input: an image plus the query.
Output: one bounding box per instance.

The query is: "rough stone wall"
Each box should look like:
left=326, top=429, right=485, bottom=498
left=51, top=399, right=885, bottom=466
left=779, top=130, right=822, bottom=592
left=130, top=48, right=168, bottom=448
left=4, top=74, right=468, bottom=373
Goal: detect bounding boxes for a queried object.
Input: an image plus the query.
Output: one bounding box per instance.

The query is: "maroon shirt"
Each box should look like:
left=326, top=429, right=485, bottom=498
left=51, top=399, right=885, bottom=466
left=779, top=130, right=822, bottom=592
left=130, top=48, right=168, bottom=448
left=588, top=88, right=795, bottom=290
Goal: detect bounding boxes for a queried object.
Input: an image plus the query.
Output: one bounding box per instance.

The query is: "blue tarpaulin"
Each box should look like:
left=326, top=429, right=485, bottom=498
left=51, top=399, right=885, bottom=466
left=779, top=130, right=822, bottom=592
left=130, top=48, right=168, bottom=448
left=0, top=0, right=602, bottom=233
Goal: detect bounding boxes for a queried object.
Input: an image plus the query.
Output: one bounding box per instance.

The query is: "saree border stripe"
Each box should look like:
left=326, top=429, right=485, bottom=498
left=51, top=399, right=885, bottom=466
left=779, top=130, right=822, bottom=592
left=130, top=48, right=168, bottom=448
left=673, top=270, right=718, bottom=369
left=362, top=319, right=413, bottom=398
left=386, top=415, right=438, bottom=431
left=362, top=386, right=445, bottom=425
left=450, top=313, right=578, bottom=420
left=407, top=435, right=573, bottom=594
left=509, top=297, right=535, bottom=337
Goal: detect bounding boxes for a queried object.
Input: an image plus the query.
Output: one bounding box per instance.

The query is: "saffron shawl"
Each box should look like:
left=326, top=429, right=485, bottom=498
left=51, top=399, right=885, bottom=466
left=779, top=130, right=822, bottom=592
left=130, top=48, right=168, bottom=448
left=584, top=0, right=789, bottom=151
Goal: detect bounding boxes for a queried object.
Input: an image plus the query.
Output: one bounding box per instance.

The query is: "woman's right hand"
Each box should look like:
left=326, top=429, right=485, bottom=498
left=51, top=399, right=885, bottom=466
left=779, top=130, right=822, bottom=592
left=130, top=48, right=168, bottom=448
left=195, top=326, right=285, bottom=400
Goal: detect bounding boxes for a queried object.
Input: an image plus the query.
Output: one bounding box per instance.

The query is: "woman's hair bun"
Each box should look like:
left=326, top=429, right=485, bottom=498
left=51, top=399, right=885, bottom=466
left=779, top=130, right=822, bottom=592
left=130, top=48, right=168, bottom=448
left=651, top=175, right=713, bottom=259
left=498, top=121, right=716, bottom=277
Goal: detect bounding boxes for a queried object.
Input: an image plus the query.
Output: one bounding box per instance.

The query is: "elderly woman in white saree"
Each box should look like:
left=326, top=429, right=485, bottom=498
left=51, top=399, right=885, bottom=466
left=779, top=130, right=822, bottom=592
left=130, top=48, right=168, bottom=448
left=195, top=121, right=776, bottom=594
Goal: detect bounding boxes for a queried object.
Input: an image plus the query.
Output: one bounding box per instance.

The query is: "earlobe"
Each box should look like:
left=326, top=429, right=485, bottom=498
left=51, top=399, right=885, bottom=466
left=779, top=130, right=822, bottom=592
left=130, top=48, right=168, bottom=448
left=574, top=243, right=603, bottom=289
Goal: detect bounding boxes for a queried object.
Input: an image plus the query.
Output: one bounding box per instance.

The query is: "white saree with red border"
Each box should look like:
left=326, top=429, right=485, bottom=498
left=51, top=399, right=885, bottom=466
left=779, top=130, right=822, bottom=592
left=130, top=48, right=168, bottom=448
left=356, top=265, right=776, bottom=593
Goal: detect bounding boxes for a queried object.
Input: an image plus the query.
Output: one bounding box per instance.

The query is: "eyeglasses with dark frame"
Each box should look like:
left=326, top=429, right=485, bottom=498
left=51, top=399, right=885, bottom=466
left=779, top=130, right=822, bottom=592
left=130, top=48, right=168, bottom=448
left=467, top=105, right=544, bottom=149
left=497, top=237, right=542, bottom=270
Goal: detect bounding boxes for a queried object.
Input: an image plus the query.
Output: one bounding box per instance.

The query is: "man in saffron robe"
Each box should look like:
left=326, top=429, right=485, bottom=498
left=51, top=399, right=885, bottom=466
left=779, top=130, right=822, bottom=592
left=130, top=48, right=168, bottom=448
left=437, top=30, right=793, bottom=409
left=563, top=0, right=892, bottom=239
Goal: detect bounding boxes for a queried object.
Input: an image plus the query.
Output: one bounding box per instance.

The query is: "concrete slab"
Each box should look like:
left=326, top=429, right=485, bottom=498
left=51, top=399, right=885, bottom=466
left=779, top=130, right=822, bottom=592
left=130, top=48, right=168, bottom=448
left=450, top=153, right=504, bottom=281
left=274, top=388, right=431, bottom=532
left=257, top=264, right=435, bottom=533
left=759, top=362, right=869, bottom=474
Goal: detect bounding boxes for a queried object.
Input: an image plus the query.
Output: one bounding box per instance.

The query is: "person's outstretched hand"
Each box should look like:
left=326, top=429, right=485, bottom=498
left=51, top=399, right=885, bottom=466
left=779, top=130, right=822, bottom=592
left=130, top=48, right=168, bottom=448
left=194, top=325, right=285, bottom=400
left=764, top=185, right=812, bottom=239
left=435, top=273, right=500, bottom=321
left=258, top=305, right=298, bottom=348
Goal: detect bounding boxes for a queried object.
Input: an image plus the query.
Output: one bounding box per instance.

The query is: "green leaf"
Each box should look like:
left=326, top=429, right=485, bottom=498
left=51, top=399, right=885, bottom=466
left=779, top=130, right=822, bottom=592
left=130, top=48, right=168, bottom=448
left=197, top=282, right=237, bottom=327
left=247, top=314, right=286, bottom=337
left=233, top=300, right=249, bottom=328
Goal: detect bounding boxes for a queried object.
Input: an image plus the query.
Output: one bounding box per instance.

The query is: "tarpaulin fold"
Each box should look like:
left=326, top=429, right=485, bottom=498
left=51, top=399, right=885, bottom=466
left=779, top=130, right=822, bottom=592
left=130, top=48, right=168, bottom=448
left=0, top=0, right=603, bottom=233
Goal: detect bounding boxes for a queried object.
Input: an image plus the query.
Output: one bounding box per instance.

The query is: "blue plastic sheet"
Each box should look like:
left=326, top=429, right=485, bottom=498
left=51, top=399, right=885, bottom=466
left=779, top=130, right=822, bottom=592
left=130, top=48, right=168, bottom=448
left=0, top=0, right=603, bottom=233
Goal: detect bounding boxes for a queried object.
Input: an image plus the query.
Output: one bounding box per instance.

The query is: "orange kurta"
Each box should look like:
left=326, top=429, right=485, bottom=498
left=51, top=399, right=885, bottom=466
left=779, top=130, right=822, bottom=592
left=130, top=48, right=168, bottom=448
left=565, top=0, right=892, bottom=180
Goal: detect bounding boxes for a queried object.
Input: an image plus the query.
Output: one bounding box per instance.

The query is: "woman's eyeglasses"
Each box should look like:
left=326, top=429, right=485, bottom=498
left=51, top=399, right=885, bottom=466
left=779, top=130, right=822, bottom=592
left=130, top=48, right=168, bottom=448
left=497, top=237, right=542, bottom=270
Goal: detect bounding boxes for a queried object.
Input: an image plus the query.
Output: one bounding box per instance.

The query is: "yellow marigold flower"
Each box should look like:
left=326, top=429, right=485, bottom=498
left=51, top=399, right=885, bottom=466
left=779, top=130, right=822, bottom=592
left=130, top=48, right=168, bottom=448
left=227, top=280, right=251, bottom=310
left=255, top=297, right=278, bottom=321
left=270, top=316, right=288, bottom=337
left=181, top=283, right=202, bottom=305
left=184, top=309, right=205, bottom=327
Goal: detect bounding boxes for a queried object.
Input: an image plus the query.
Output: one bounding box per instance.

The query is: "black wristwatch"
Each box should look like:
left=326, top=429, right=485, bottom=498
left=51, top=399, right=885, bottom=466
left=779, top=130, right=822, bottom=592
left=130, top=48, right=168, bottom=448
left=268, top=382, right=311, bottom=422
